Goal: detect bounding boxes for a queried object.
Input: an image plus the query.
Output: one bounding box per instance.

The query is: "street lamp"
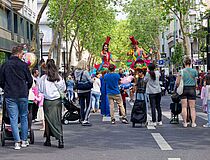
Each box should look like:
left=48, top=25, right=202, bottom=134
left=62, top=47, right=66, bottom=82
left=39, top=31, right=44, bottom=59
left=190, top=36, right=194, bottom=68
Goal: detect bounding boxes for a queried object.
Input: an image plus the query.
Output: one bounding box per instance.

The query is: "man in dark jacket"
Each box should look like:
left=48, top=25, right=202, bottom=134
left=0, top=44, right=33, bottom=150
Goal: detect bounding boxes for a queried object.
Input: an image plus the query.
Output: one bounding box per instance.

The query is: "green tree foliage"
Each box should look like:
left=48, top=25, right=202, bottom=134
left=170, top=43, right=184, bottom=67
left=108, top=20, right=131, bottom=67
left=125, top=0, right=167, bottom=52
left=47, top=0, right=117, bottom=61
left=0, top=52, right=5, bottom=66
left=156, top=0, right=207, bottom=55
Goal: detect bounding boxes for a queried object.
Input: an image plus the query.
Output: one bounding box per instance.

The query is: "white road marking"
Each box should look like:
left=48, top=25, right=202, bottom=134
left=168, top=158, right=181, bottom=160
left=151, top=133, right=173, bottom=150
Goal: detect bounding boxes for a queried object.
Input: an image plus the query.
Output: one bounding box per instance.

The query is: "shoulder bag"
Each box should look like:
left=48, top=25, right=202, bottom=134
left=74, top=71, right=93, bottom=90
left=177, top=70, right=184, bottom=95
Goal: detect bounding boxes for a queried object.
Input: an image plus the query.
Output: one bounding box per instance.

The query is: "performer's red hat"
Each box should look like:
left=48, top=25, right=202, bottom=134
left=130, top=36, right=138, bottom=45
left=104, top=36, right=111, bottom=45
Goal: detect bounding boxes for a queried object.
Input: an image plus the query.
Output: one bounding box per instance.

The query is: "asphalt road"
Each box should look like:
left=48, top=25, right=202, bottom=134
left=0, top=95, right=209, bottom=160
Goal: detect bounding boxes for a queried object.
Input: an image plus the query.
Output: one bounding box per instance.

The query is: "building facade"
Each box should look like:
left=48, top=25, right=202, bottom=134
left=159, top=0, right=210, bottom=71
left=0, top=0, right=37, bottom=65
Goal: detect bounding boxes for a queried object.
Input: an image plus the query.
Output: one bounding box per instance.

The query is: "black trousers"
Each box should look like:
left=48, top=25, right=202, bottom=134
left=78, top=91, right=91, bottom=121
left=149, top=93, right=162, bottom=122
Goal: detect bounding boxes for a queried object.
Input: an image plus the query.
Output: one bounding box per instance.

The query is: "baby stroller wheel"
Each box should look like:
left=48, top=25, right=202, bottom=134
left=132, top=122, right=135, bottom=128
left=63, top=119, right=69, bottom=125
left=29, top=129, right=34, bottom=144
left=1, top=130, right=5, bottom=146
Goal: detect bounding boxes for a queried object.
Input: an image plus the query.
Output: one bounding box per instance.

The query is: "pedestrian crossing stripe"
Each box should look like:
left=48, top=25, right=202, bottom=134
left=151, top=133, right=173, bottom=151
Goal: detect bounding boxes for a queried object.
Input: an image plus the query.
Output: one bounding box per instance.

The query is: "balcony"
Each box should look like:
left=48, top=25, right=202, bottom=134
left=11, top=0, right=25, bottom=11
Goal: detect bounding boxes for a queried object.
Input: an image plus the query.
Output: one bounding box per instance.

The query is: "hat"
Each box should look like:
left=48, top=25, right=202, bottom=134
left=104, top=36, right=111, bottom=45
left=130, top=36, right=139, bottom=45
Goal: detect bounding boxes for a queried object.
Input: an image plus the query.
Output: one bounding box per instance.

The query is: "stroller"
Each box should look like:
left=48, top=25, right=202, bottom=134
left=1, top=98, right=34, bottom=146
left=131, top=93, right=147, bottom=127
left=61, top=98, right=81, bottom=125
left=170, top=93, right=182, bottom=124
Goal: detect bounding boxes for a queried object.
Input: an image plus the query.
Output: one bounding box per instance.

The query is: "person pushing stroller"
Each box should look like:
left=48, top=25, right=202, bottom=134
left=0, top=45, right=33, bottom=150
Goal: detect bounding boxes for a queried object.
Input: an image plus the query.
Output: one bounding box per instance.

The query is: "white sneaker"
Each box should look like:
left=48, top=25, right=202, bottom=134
left=203, top=123, right=210, bottom=128
left=14, top=142, right=21, bottom=150
left=182, top=122, right=188, bottom=128
left=157, top=121, right=163, bottom=126
left=21, top=141, right=29, bottom=147
left=150, top=122, right=157, bottom=126
left=191, top=123, right=197, bottom=128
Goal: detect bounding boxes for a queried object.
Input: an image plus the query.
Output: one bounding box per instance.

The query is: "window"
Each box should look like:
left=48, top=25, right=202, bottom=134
left=7, top=10, right=12, bottom=31
left=26, top=21, right=29, bottom=39
left=14, top=13, right=18, bottom=34
left=0, top=8, right=7, bottom=29
left=30, top=24, right=33, bottom=41
left=20, top=18, right=24, bottom=36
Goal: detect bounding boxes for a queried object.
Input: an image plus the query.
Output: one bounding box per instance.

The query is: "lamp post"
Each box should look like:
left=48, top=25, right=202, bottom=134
left=190, top=36, right=194, bottom=68
left=62, top=47, right=66, bottom=82
left=39, top=31, right=44, bottom=59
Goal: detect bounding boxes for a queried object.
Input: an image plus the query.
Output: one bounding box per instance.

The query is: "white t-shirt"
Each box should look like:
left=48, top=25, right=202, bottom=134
left=145, top=70, right=161, bottom=94
left=91, top=77, right=101, bottom=94
left=39, top=75, right=66, bottom=100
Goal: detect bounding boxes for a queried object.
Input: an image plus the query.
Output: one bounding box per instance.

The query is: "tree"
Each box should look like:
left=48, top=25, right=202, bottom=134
left=170, top=42, right=184, bottom=67
left=31, top=0, right=50, bottom=52
left=156, top=0, right=206, bottom=56
left=125, top=0, right=167, bottom=53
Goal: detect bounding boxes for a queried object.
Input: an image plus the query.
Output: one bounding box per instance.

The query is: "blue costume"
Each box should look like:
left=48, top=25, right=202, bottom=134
left=100, top=76, right=110, bottom=116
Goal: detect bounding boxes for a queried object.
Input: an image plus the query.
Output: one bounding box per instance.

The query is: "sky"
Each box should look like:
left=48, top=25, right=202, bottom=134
left=112, top=0, right=130, bottom=21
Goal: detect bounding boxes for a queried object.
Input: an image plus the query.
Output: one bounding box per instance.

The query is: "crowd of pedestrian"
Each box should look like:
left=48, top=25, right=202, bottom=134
left=1, top=44, right=210, bottom=151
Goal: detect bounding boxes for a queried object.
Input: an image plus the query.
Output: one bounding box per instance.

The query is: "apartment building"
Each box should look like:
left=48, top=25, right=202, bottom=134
left=159, top=0, right=210, bottom=70
left=0, top=0, right=37, bottom=65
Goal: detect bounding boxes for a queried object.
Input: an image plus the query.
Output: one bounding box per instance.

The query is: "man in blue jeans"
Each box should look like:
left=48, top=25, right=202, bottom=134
left=0, top=44, right=33, bottom=150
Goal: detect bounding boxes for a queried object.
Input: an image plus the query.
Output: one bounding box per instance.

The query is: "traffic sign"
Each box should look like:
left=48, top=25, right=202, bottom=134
left=158, top=60, right=165, bottom=65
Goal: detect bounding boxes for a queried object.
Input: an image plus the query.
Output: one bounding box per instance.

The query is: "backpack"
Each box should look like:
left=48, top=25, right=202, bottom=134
left=136, top=78, right=146, bottom=93
left=74, top=71, right=93, bottom=90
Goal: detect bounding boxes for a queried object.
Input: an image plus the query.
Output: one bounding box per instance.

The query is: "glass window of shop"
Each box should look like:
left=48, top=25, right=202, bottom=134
left=0, top=9, right=8, bottom=29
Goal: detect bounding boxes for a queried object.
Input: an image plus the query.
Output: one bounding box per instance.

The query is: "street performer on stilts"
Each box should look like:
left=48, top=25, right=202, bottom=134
left=98, top=36, right=119, bottom=71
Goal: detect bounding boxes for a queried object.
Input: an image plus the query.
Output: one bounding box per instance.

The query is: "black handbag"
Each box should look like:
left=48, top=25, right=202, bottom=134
left=74, top=71, right=93, bottom=90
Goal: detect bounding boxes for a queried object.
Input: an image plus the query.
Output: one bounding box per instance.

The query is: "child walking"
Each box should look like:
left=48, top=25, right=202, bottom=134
left=201, top=82, right=207, bottom=113
left=203, top=74, right=210, bottom=128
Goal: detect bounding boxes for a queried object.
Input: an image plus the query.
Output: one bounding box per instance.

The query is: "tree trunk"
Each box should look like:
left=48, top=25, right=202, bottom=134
left=48, top=0, right=83, bottom=59
left=31, top=0, right=50, bottom=52
left=56, top=31, right=63, bottom=68
left=179, top=13, right=190, bottom=56
left=48, top=0, right=71, bottom=59
left=67, top=23, right=80, bottom=74
left=91, top=57, right=96, bottom=67
left=88, top=54, right=92, bottom=67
